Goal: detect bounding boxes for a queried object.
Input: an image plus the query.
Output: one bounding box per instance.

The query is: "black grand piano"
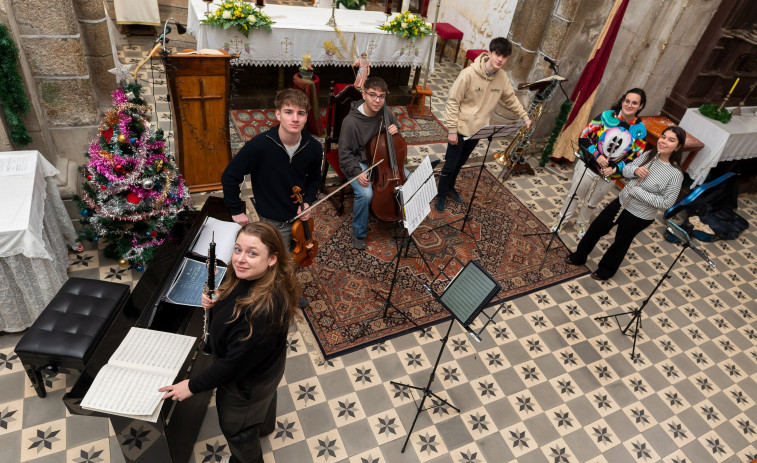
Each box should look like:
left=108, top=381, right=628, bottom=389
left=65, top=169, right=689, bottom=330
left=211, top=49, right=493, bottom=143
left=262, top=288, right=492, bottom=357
left=64, top=196, right=231, bottom=463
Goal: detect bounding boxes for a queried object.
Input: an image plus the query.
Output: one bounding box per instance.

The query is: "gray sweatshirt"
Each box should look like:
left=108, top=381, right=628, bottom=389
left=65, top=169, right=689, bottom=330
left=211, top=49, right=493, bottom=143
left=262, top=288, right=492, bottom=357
left=338, top=100, right=398, bottom=179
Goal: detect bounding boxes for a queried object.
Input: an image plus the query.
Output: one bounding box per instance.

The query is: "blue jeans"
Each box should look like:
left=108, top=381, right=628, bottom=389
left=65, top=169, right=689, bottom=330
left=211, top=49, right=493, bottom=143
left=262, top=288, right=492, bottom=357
left=349, top=162, right=411, bottom=238
left=350, top=162, right=373, bottom=238
left=437, top=135, right=480, bottom=197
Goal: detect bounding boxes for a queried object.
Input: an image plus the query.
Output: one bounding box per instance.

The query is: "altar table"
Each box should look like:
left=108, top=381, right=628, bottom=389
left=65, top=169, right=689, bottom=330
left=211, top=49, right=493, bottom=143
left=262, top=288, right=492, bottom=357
left=186, top=0, right=436, bottom=72
left=678, top=107, right=757, bottom=186
left=0, top=151, right=79, bottom=332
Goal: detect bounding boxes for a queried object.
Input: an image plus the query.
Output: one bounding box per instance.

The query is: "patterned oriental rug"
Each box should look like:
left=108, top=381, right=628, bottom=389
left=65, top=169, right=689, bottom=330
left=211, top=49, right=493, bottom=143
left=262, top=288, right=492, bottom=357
left=300, top=167, right=589, bottom=359
left=230, top=106, right=448, bottom=145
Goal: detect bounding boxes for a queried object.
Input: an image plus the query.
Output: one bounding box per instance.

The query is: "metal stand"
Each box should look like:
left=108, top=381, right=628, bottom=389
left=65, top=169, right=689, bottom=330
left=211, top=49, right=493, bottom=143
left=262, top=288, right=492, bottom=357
left=595, top=245, right=686, bottom=359
left=350, top=229, right=430, bottom=342
left=524, top=144, right=598, bottom=271
left=391, top=318, right=459, bottom=452
left=433, top=125, right=519, bottom=255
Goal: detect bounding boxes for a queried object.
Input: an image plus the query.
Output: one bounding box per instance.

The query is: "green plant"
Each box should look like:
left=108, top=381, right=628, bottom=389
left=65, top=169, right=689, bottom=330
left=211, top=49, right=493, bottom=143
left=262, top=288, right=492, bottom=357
left=540, top=99, right=573, bottom=166
left=201, top=0, right=274, bottom=37
left=699, top=103, right=732, bottom=124
left=0, top=24, right=32, bottom=146
left=336, top=0, right=368, bottom=9
left=378, top=11, right=433, bottom=42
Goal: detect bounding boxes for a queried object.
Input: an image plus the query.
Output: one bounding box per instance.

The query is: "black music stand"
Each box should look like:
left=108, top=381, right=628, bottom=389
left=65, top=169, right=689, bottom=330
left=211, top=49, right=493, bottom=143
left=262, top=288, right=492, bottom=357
left=433, top=124, right=523, bottom=254
left=524, top=140, right=610, bottom=271
left=351, top=158, right=437, bottom=342
left=392, top=256, right=501, bottom=453
left=595, top=219, right=716, bottom=359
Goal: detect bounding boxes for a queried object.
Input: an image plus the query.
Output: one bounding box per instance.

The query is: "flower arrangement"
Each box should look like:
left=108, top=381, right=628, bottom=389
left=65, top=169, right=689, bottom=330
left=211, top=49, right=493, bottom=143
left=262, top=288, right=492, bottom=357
left=201, top=0, right=274, bottom=37
left=378, top=11, right=433, bottom=43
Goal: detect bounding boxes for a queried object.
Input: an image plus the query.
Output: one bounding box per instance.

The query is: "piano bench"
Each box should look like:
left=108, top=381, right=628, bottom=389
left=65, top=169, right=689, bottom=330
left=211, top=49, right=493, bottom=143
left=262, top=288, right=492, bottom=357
left=15, top=278, right=131, bottom=398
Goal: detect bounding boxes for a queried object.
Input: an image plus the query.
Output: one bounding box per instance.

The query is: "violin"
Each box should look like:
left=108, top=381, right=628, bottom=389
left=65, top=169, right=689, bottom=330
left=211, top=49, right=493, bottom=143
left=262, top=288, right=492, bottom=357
left=367, top=104, right=408, bottom=222
left=290, top=186, right=318, bottom=268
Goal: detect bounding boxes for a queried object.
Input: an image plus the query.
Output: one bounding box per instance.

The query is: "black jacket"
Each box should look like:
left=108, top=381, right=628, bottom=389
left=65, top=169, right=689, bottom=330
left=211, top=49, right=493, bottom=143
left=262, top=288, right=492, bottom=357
left=222, top=126, right=322, bottom=221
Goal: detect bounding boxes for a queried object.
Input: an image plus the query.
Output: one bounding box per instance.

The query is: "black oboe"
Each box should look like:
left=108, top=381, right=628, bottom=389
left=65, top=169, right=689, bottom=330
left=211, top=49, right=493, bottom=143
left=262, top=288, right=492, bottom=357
left=202, top=232, right=217, bottom=355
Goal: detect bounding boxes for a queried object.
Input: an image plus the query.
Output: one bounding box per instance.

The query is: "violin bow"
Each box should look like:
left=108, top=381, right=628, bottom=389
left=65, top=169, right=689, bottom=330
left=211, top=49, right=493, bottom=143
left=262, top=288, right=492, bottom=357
left=285, top=159, right=384, bottom=224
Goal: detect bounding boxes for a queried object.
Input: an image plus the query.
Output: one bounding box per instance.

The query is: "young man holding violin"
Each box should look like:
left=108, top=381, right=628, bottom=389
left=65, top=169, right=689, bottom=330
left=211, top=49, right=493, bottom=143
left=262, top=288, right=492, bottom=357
left=221, top=89, right=322, bottom=250
left=338, top=77, right=402, bottom=250
left=436, top=37, right=531, bottom=212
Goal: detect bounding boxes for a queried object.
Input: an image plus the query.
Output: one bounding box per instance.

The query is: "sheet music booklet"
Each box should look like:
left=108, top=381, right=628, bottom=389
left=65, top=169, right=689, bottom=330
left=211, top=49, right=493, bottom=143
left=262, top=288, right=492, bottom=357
left=80, top=327, right=196, bottom=422
left=165, top=258, right=227, bottom=306
left=190, top=216, right=241, bottom=265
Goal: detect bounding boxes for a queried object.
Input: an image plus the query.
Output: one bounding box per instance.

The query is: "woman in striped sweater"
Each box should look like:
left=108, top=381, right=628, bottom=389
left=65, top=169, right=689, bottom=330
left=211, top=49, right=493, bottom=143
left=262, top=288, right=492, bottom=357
left=565, top=126, right=686, bottom=281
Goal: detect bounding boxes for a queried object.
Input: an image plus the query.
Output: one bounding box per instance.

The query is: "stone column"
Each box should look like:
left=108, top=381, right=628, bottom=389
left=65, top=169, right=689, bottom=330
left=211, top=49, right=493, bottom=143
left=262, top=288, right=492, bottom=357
left=73, top=0, right=118, bottom=113
left=10, top=0, right=99, bottom=162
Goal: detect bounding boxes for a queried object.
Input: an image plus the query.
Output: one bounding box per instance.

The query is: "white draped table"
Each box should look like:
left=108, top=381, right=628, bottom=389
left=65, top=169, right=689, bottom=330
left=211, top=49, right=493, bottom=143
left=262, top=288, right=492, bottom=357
left=679, top=107, right=757, bottom=186
left=186, top=0, right=435, bottom=71
left=0, top=151, right=79, bottom=332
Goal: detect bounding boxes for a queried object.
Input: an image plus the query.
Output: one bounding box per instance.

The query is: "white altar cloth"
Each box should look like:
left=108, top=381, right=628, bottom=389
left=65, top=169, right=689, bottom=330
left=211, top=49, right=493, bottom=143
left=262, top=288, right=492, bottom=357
left=0, top=151, right=78, bottom=332
left=186, top=0, right=435, bottom=71
left=679, top=107, right=757, bottom=186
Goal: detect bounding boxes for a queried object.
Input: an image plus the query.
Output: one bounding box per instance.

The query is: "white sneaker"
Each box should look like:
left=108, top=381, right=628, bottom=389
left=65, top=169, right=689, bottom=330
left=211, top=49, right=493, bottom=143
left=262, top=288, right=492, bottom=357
left=550, top=222, right=564, bottom=233
left=577, top=224, right=587, bottom=239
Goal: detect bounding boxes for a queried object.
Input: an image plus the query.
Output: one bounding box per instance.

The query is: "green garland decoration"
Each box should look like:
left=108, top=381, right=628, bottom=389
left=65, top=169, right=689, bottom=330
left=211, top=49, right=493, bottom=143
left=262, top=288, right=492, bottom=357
left=0, top=24, right=32, bottom=146
left=699, top=103, right=732, bottom=124
left=540, top=99, right=573, bottom=166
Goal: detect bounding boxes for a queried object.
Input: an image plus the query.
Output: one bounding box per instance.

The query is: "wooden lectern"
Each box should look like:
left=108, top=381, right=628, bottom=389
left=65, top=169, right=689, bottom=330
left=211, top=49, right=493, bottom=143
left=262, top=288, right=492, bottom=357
left=163, top=49, right=234, bottom=192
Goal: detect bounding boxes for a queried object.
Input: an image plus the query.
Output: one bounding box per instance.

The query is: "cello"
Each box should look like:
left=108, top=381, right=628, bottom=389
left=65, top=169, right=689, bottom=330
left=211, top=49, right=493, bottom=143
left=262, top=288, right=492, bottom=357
left=290, top=186, right=318, bottom=268
left=367, top=104, right=408, bottom=222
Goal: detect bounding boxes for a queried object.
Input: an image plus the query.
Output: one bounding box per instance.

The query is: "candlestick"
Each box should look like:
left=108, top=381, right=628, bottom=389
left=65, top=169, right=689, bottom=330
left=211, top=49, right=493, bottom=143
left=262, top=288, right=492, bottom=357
left=327, top=0, right=336, bottom=27
left=302, top=52, right=311, bottom=70
left=729, top=77, right=739, bottom=94
left=732, top=81, right=757, bottom=116
left=384, top=0, right=392, bottom=16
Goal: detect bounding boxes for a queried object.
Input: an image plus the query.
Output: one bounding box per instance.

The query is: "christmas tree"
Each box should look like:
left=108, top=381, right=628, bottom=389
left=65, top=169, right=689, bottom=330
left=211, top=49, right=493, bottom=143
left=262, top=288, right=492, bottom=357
left=75, top=82, right=192, bottom=270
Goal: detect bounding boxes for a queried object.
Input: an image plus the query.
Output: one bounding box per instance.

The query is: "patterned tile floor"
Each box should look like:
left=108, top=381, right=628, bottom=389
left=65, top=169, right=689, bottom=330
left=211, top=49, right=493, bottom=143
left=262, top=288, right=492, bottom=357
left=2, top=11, right=757, bottom=463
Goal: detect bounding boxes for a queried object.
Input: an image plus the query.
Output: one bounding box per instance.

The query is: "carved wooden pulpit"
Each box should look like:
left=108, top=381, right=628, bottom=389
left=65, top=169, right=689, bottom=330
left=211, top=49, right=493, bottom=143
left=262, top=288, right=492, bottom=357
left=163, top=50, right=233, bottom=192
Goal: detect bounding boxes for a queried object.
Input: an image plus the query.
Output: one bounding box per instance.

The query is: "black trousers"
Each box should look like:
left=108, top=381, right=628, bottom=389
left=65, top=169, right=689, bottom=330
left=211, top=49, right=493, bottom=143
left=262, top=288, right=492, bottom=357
left=437, top=135, right=480, bottom=198
left=216, top=349, right=286, bottom=463
left=569, top=198, right=653, bottom=279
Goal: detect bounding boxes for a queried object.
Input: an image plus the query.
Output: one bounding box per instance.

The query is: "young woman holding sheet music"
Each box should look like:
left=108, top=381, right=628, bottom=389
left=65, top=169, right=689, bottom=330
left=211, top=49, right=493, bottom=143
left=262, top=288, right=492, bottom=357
left=159, top=222, right=301, bottom=463
left=565, top=126, right=686, bottom=281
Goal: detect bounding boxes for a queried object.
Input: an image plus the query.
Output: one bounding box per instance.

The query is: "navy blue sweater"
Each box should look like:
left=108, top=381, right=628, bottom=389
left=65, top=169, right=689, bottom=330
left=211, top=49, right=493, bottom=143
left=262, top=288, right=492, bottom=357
left=221, top=126, right=322, bottom=221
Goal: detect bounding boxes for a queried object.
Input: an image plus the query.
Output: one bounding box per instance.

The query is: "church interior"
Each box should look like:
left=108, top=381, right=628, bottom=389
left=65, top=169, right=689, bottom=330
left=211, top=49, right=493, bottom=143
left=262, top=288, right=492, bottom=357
left=1, top=0, right=757, bottom=462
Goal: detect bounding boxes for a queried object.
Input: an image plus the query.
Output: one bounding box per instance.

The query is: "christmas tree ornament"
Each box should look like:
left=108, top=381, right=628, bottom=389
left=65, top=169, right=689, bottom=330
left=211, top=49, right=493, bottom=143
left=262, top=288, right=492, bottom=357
left=92, top=237, right=99, bottom=242
left=115, top=164, right=124, bottom=173
left=136, top=264, right=145, bottom=272
left=100, top=184, right=107, bottom=190
left=142, top=179, right=155, bottom=189
left=118, top=258, right=129, bottom=267
left=126, top=192, right=141, bottom=204
left=117, top=134, right=127, bottom=143
left=108, top=62, right=134, bottom=84
left=81, top=210, right=89, bottom=217
left=86, top=175, right=92, bottom=180
left=151, top=230, right=157, bottom=237
left=130, top=138, right=137, bottom=143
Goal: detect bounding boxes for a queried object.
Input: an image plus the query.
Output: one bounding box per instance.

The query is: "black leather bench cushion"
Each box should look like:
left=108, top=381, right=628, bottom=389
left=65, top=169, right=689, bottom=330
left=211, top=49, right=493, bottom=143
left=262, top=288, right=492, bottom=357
left=15, top=277, right=130, bottom=370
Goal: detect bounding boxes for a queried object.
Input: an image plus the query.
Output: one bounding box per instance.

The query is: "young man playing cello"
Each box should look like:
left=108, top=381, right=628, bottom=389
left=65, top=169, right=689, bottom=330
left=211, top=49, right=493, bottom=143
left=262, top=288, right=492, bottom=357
left=221, top=89, right=322, bottom=250
left=338, top=77, right=402, bottom=250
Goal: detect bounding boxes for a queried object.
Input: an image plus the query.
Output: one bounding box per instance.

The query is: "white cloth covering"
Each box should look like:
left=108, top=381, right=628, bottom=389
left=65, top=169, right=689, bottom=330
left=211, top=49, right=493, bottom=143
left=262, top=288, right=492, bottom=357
left=679, top=106, right=757, bottom=186
left=114, top=0, right=161, bottom=26
left=0, top=151, right=78, bottom=332
left=187, top=0, right=435, bottom=70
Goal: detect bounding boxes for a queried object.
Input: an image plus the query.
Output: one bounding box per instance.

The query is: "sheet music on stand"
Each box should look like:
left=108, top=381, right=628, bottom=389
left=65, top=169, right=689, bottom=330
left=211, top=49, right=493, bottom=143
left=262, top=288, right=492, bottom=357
left=466, top=122, right=524, bottom=141
left=400, top=156, right=437, bottom=235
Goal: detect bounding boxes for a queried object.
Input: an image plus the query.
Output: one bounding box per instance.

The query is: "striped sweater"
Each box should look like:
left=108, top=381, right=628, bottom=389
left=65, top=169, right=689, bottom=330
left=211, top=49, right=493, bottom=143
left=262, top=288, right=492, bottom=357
left=619, top=150, right=683, bottom=220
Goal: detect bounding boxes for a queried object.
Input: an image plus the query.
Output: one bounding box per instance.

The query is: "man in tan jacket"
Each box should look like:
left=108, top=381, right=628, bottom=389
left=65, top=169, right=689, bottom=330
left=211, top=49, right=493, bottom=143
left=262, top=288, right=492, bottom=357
left=436, top=37, right=531, bottom=211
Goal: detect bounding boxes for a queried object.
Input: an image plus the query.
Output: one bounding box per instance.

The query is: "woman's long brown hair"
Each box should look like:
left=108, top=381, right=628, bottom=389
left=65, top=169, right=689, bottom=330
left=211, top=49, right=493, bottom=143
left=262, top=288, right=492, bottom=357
left=216, top=222, right=302, bottom=341
left=639, top=125, right=686, bottom=172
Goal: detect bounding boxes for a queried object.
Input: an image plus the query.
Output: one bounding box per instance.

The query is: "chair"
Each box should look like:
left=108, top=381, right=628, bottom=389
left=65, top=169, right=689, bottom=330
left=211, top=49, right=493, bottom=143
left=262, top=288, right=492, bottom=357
left=320, top=82, right=364, bottom=215
left=464, top=49, right=486, bottom=67
left=435, top=23, right=463, bottom=64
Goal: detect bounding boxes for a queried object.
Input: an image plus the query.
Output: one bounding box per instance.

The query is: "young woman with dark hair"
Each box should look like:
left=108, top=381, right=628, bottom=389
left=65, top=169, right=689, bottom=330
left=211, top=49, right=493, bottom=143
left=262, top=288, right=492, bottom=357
left=552, top=88, right=648, bottom=238
left=159, top=221, right=301, bottom=463
left=566, top=126, right=687, bottom=281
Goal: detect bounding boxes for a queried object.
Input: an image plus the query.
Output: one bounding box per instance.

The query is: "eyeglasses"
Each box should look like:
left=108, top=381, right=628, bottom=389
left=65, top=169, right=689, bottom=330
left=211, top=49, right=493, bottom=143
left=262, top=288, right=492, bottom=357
left=365, top=92, right=387, bottom=101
